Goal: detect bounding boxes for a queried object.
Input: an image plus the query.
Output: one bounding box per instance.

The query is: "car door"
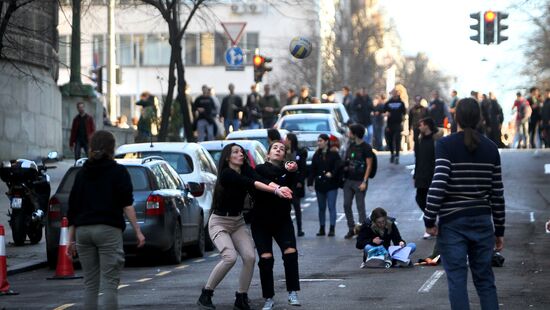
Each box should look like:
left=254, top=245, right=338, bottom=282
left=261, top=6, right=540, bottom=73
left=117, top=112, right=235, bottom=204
left=196, top=148, right=217, bottom=213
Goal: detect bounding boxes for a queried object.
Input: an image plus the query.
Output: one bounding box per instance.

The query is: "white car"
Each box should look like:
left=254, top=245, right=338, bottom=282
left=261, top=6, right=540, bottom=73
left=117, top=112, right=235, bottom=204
left=115, top=142, right=217, bottom=250
left=278, top=103, right=350, bottom=128
left=225, top=129, right=289, bottom=150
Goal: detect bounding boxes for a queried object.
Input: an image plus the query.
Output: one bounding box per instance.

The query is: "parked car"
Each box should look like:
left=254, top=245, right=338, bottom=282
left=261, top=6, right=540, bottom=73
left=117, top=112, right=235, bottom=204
left=225, top=129, right=289, bottom=150
left=199, top=140, right=267, bottom=169
left=114, top=142, right=217, bottom=250
left=278, top=103, right=350, bottom=128
left=274, top=114, right=347, bottom=165
left=46, top=157, right=204, bottom=268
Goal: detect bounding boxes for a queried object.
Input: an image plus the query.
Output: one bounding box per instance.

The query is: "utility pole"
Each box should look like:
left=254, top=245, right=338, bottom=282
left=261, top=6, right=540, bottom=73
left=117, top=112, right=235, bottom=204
left=107, top=0, right=116, bottom=122
left=315, top=0, right=322, bottom=98
left=69, top=0, right=82, bottom=84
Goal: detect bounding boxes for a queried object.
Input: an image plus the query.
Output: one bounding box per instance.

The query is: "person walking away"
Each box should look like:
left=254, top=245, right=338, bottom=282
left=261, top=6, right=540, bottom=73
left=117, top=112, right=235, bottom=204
left=351, top=88, right=374, bottom=144
left=197, top=143, right=292, bottom=310
left=541, top=89, right=550, bottom=148
left=424, top=98, right=505, bottom=310
left=409, top=95, right=429, bottom=155
left=308, top=134, right=341, bottom=237
left=384, top=90, right=406, bottom=164
left=286, top=88, right=299, bottom=106
left=251, top=142, right=302, bottom=309
left=285, top=133, right=307, bottom=237
left=356, top=207, right=416, bottom=268
left=244, top=84, right=262, bottom=129
left=297, top=85, right=312, bottom=104
left=372, top=94, right=385, bottom=151
left=429, top=90, right=452, bottom=132
left=488, top=92, right=505, bottom=147
left=193, top=85, right=217, bottom=142
left=342, top=86, right=354, bottom=118
left=220, top=83, right=243, bottom=135
left=69, top=102, right=96, bottom=161
left=512, top=92, right=530, bottom=149
left=527, top=87, right=542, bottom=148
left=342, top=124, right=374, bottom=239
left=449, top=90, right=459, bottom=133
left=259, top=84, right=280, bottom=129
left=67, top=131, right=145, bottom=310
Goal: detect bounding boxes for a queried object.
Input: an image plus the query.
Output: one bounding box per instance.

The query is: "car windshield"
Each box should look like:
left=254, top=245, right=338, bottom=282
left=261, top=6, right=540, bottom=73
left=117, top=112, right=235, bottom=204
left=281, top=119, right=330, bottom=132
left=282, top=108, right=330, bottom=116
left=58, top=166, right=150, bottom=193
left=227, top=137, right=269, bottom=149
left=208, top=150, right=222, bottom=167
left=115, top=151, right=193, bottom=174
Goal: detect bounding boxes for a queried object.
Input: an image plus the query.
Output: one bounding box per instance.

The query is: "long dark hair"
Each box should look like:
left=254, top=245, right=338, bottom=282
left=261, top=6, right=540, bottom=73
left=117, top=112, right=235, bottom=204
left=211, top=143, right=252, bottom=211
left=286, top=132, right=299, bottom=153
left=315, top=133, right=330, bottom=155
left=88, top=130, right=115, bottom=162
left=456, top=98, right=481, bottom=152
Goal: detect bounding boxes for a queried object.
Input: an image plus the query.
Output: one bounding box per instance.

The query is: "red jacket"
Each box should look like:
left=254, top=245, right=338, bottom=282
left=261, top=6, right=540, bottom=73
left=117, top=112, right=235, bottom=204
left=70, top=113, right=96, bottom=147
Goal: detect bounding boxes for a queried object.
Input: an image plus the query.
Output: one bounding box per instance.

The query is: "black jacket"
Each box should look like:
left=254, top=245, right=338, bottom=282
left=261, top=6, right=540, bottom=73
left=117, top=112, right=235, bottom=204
left=68, top=159, right=133, bottom=230
left=308, top=149, right=341, bottom=192
left=356, top=218, right=405, bottom=250
left=286, top=148, right=308, bottom=198
left=253, top=162, right=296, bottom=224
left=414, top=132, right=437, bottom=189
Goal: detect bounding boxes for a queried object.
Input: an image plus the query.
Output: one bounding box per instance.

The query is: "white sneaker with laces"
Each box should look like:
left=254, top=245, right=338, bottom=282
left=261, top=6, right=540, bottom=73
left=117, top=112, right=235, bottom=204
left=423, top=232, right=431, bottom=239
left=288, top=291, right=301, bottom=306
left=262, top=298, right=274, bottom=310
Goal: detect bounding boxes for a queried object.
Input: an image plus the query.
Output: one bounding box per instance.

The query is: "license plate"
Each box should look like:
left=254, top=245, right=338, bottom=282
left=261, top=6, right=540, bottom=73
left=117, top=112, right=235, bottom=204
left=11, top=198, right=22, bottom=209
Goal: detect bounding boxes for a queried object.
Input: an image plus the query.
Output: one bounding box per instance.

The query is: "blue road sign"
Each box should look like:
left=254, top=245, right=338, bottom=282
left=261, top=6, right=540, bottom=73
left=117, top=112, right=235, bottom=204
left=225, top=46, right=244, bottom=71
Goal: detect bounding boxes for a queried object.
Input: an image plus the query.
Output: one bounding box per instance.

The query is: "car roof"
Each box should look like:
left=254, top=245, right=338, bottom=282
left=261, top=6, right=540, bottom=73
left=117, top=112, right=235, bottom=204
left=281, top=103, right=340, bottom=110
left=279, top=113, right=333, bottom=120
left=115, top=142, right=204, bottom=154
left=200, top=140, right=263, bottom=150
left=226, top=129, right=289, bottom=138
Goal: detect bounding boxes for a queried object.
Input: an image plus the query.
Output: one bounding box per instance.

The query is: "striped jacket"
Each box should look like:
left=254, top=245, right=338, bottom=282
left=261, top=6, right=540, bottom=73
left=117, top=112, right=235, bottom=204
left=423, top=132, right=505, bottom=236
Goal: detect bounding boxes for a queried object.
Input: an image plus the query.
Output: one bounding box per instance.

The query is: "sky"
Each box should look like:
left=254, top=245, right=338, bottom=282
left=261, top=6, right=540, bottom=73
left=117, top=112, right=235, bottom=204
left=380, top=0, right=544, bottom=118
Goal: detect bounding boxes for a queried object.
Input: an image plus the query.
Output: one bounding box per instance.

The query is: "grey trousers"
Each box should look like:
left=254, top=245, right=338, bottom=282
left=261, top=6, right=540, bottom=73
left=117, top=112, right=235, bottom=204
left=76, top=225, right=125, bottom=310
left=343, top=180, right=368, bottom=229
left=205, top=214, right=256, bottom=293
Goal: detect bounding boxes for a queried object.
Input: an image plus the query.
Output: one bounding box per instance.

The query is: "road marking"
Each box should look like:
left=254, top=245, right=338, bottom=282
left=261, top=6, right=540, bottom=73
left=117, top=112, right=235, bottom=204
left=54, top=304, right=75, bottom=310
left=545, top=164, right=550, bottom=174
left=209, top=253, right=219, bottom=258
left=337, top=214, right=345, bottom=222
left=156, top=271, right=171, bottom=277
left=193, top=258, right=206, bottom=263
left=303, top=203, right=311, bottom=208
left=136, top=278, right=152, bottom=283
left=305, top=197, right=317, bottom=202
left=418, top=270, right=445, bottom=293
left=279, top=278, right=344, bottom=282
left=118, top=284, right=130, bottom=289
left=406, top=164, right=415, bottom=170
left=530, top=212, right=535, bottom=223
left=418, top=213, right=424, bottom=221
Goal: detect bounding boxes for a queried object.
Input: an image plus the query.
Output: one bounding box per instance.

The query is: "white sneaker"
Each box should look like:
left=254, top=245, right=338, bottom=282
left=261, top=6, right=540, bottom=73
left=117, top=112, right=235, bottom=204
left=360, top=261, right=366, bottom=269
left=288, top=291, right=301, bottom=306
left=262, top=298, right=274, bottom=310
left=423, top=232, right=432, bottom=239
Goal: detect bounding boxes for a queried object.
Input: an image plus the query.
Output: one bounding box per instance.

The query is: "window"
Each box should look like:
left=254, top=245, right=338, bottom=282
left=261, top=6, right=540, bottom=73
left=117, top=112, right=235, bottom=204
left=127, top=167, right=149, bottom=191
left=200, top=33, right=214, bottom=65
left=214, top=32, right=229, bottom=66
left=117, top=34, right=134, bottom=66
left=197, top=150, right=216, bottom=174
left=281, top=119, right=330, bottom=132
left=115, top=151, right=194, bottom=174
left=119, top=96, right=133, bottom=121
left=159, top=164, right=178, bottom=189
left=59, top=35, right=71, bottom=67
left=92, top=34, right=106, bottom=67
left=151, top=165, right=169, bottom=189
left=143, top=33, right=170, bottom=66
left=184, top=33, right=198, bottom=66
left=243, top=32, right=259, bottom=65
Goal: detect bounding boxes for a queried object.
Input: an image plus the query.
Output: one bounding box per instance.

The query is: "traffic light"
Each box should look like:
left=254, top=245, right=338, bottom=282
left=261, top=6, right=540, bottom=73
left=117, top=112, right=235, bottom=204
left=469, top=12, right=481, bottom=43
left=497, top=12, right=509, bottom=44
left=483, top=10, right=496, bottom=45
left=92, top=66, right=103, bottom=93
left=252, top=54, right=272, bottom=83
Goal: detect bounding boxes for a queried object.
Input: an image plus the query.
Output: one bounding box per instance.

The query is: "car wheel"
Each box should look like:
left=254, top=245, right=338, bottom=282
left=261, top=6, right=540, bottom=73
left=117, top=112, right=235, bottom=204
left=165, top=221, right=183, bottom=264
left=188, top=220, right=205, bottom=258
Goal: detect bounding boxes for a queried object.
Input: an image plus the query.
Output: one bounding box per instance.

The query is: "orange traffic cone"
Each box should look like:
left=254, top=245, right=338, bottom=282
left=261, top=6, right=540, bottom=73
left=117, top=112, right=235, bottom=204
left=47, top=217, right=82, bottom=280
left=0, top=225, right=19, bottom=295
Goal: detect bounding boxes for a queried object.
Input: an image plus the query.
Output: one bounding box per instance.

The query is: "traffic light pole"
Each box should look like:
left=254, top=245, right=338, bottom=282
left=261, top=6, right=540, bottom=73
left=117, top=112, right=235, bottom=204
left=107, top=0, right=117, bottom=123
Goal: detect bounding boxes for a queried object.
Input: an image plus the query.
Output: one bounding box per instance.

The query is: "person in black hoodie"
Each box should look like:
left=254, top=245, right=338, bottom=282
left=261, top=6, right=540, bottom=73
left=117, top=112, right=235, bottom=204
left=308, top=134, right=341, bottom=237
left=252, top=141, right=301, bottom=309
left=384, top=90, right=407, bottom=164
left=284, top=133, right=308, bottom=237
left=67, top=130, right=145, bottom=309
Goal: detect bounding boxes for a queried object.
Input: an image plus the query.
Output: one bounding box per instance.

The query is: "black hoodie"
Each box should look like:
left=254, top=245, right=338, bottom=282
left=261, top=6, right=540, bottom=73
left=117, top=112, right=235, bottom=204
left=68, top=158, right=133, bottom=230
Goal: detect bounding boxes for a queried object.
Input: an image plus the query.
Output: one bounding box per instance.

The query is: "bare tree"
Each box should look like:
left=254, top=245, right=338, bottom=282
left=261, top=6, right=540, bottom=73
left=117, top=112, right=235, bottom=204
left=399, top=52, right=451, bottom=100
left=521, top=1, right=550, bottom=88
left=0, top=0, right=37, bottom=58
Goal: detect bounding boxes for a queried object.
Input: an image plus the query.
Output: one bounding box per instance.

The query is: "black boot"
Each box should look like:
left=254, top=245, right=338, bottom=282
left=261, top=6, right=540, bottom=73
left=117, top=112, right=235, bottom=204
left=197, top=288, right=216, bottom=310
left=234, top=292, right=251, bottom=310
left=316, top=225, right=325, bottom=236
left=328, top=225, right=335, bottom=237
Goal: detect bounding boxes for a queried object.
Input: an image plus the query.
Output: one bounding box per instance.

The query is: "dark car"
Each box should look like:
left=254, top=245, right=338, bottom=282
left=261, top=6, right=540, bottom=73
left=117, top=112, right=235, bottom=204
left=46, top=157, right=205, bottom=268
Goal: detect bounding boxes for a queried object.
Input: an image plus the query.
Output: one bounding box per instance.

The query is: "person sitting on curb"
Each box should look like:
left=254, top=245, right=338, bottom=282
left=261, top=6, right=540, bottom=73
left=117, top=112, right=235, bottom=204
left=356, top=207, right=416, bottom=268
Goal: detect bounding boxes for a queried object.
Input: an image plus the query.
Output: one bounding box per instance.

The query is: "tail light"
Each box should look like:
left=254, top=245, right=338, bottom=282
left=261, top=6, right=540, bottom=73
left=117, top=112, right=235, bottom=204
left=48, top=197, right=61, bottom=220
left=189, top=182, right=205, bottom=197
left=247, top=150, right=256, bottom=169
left=146, top=195, right=165, bottom=216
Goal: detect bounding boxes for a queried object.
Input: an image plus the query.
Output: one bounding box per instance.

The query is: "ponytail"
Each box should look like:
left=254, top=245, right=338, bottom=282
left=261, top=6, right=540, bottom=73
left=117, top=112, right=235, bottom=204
left=88, top=130, right=115, bottom=162
left=463, top=127, right=480, bottom=152
left=455, top=98, right=481, bottom=153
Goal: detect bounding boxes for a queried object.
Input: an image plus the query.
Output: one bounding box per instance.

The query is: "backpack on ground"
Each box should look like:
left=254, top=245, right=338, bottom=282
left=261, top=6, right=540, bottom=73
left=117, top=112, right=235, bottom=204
left=364, top=245, right=392, bottom=269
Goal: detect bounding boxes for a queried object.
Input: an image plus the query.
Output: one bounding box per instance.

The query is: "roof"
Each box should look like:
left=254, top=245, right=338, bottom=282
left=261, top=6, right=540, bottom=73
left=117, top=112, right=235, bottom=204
left=225, top=129, right=289, bottom=139
left=278, top=113, right=333, bottom=120
left=199, top=139, right=263, bottom=150
left=115, top=142, right=205, bottom=155
left=281, top=103, right=342, bottom=111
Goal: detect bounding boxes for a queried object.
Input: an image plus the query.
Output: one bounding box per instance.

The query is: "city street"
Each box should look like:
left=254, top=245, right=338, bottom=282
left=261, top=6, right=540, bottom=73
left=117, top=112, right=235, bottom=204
left=2, top=150, right=550, bottom=309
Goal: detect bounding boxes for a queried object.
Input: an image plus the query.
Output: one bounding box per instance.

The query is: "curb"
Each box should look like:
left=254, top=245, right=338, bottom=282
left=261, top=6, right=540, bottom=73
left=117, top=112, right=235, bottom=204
left=7, top=260, right=48, bottom=276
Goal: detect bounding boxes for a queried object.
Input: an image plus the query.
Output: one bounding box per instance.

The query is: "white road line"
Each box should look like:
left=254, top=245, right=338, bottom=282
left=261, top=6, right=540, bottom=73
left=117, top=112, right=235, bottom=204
left=193, top=258, right=206, bottom=263
left=176, top=264, right=189, bottom=270
left=278, top=278, right=344, bottom=282
left=54, top=304, right=75, bottom=310
left=156, top=271, right=171, bottom=276
left=418, top=213, right=424, bottom=221
left=136, top=278, right=152, bottom=283
left=305, top=197, right=317, bottom=202
left=545, top=164, right=550, bottom=174
left=337, top=214, right=345, bottom=222
left=418, top=270, right=445, bottom=293
left=118, top=284, right=130, bottom=289
left=303, top=203, right=311, bottom=208
left=209, top=253, right=219, bottom=258
left=530, top=212, right=535, bottom=223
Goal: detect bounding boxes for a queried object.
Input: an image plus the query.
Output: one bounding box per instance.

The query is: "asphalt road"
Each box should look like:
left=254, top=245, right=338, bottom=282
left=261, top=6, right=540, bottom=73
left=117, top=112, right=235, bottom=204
left=2, top=150, right=550, bottom=310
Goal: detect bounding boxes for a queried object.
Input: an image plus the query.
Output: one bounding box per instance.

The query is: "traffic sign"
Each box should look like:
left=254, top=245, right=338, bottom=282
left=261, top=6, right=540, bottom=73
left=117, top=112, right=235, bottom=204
left=225, top=46, right=244, bottom=71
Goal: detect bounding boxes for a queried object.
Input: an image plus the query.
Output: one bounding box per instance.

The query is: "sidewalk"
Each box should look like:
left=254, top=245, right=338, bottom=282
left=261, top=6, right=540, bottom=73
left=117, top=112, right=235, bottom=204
left=0, top=159, right=74, bottom=275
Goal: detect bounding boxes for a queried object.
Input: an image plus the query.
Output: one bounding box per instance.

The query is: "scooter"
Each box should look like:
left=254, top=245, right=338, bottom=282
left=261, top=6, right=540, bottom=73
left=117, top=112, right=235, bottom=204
left=0, top=152, right=58, bottom=245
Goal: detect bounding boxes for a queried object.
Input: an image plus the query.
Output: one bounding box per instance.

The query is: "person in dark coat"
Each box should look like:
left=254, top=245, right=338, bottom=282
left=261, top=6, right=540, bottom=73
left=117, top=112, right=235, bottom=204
left=69, top=102, right=96, bottom=160
left=284, top=133, right=308, bottom=236
left=409, top=96, right=429, bottom=154
left=308, top=134, right=341, bottom=237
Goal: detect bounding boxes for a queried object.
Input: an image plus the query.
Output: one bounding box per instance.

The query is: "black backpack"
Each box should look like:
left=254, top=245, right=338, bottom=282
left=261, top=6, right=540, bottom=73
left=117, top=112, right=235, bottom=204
left=369, top=151, right=378, bottom=179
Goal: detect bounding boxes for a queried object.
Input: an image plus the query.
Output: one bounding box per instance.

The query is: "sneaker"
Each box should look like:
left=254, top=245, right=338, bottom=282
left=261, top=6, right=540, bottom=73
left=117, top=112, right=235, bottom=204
left=344, top=230, right=355, bottom=239
left=288, top=291, right=301, bottom=306
left=423, top=232, right=432, bottom=239
left=360, top=261, right=366, bottom=269
left=297, top=231, right=305, bottom=237
left=262, top=298, right=274, bottom=310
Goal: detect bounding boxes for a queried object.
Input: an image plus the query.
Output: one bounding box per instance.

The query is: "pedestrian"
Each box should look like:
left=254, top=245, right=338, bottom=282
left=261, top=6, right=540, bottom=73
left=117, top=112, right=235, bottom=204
left=409, top=95, right=429, bottom=154
left=424, top=97, right=505, bottom=310
left=488, top=92, right=505, bottom=147
left=69, top=102, right=96, bottom=161
left=342, top=124, right=375, bottom=239
left=308, top=134, right=341, bottom=237
left=372, top=94, right=385, bottom=151
left=351, top=88, right=374, bottom=144
left=297, top=85, right=312, bottom=104
left=220, top=83, right=243, bottom=134
left=286, top=88, right=299, bottom=106
left=428, top=90, right=452, bottom=130
left=527, top=87, right=542, bottom=148
left=541, top=89, right=550, bottom=148
left=67, top=130, right=145, bottom=310
left=356, top=207, right=416, bottom=268
left=384, top=90, right=406, bottom=164
left=193, top=85, right=217, bottom=142
left=136, top=92, right=159, bottom=143
left=285, top=133, right=308, bottom=237
left=259, top=84, right=280, bottom=129
left=267, top=128, right=281, bottom=146
left=342, top=86, right=354, bottom=117
left=449, top=90, right=459, bottom=133
left=512, top=92, right=530, bottom=149
left=197, top=143, right=292, bottom=310
left=244, top=84, right=262, bottom=129
left=251, top=142, right=301, bottom=309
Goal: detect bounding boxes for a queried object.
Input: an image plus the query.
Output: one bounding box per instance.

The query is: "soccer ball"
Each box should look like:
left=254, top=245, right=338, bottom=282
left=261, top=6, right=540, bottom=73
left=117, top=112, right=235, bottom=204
left=289, top=37, right=312, bottom=59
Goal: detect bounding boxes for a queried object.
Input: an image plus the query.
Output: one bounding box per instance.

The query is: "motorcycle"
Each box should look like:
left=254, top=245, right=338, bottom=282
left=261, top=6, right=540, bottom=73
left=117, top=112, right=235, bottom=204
left=0, top=152, right=58, bottom=246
